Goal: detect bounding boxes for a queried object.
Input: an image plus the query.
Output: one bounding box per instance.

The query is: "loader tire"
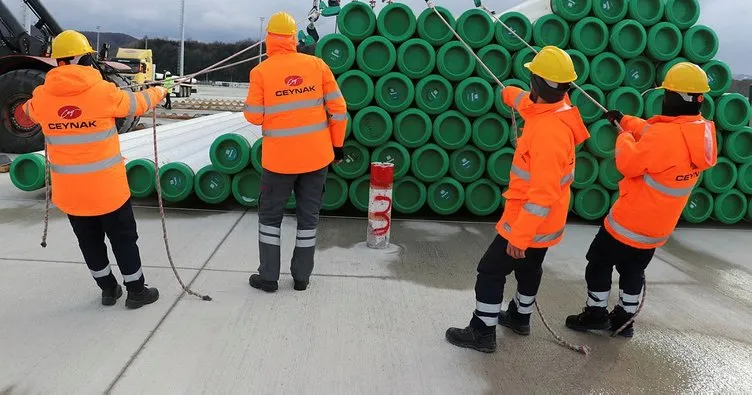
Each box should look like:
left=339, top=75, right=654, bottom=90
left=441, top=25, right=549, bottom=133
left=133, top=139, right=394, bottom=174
left=0, top=69, right=46, bottom=153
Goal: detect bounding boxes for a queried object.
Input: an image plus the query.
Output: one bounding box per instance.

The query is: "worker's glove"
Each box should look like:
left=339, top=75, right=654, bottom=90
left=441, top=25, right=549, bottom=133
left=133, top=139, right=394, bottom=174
left=333, top=147, right=344, bottom=163
left=605, top=110, right=624, bottom=127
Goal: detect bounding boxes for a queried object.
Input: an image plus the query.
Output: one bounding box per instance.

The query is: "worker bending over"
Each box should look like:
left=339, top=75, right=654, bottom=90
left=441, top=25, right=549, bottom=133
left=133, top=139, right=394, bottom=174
left=243, top=12, right=347, bottom=292
left=446, top=46, right=590, bottom=353
left=565, top=62, right=718, bottom=337
left=23, top=30, right=168, bottom=308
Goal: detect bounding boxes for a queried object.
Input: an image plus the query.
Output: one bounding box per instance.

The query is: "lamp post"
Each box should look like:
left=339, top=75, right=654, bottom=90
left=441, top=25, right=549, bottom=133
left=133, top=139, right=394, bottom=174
left=96, top=26, right=101, bottom=51
left=258, top=16, right=265, bottom=65
left=178, top=0, right=186, bottom=77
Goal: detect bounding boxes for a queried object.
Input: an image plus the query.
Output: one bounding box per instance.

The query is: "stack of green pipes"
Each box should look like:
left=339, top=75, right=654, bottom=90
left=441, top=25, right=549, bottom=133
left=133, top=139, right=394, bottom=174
left=309, top=0, right=752, bottom=223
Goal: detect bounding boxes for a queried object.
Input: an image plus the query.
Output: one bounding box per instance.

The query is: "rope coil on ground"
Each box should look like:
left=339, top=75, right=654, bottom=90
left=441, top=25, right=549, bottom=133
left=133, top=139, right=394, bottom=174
left=151, top=111, right=212, bottom=301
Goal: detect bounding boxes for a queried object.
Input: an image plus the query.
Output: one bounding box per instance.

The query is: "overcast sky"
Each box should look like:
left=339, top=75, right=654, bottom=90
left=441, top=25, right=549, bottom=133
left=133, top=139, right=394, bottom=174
left=6, top=0, right=751, bottom=74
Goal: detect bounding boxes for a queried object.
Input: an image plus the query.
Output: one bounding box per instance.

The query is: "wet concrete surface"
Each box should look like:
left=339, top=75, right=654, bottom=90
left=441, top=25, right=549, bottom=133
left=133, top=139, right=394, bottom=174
left=1, top=174, right=752, bottom=393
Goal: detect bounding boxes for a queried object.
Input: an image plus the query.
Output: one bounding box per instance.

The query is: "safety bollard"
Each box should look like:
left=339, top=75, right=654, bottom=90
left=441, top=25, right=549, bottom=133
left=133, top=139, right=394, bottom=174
left=367, top=162, right=395, bottom=249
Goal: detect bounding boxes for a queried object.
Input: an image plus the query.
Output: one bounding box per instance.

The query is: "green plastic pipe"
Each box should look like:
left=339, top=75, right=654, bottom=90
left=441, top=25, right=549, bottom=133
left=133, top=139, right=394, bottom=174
left=411, top=143, right=450, bottom=183
left=736, top=162, right=752, bottom=194
left=627, top=0, right=665, bottom=27
left=574, top=184, right=611, bottom=220
left=551, top=0, right=593, bottom=22
left=702, top=157, right=738, bottom=193
left=586, top=119, right=619, bottom=159
left=126, top=158, right=156, bottom=198
left=476, top=45, right=512, bottom=83
left=494, top=12, right=533, bottom=52
left=333, top=140, right=370, bottom=180
left=533, top=14, right=570, bottom=48
left=569, top=16, right=609, bottom=57
left=712, top=189, right=748, bottom=225
left=231, top=169, right=261, bottom=207
left=416, top=6, right=456, bottom=46
left=194, top=165, right=232, bottom=204
left=371, top=142, right=411, bottom=179
left=454, top=77, right=494, bottom=117
left=607, top=87, right=645, bottom=117
left=566, top=49, right=590, bottom=86
left=571, top=84, right=606, bottom=124
left=664, top=0, right=700, bottom=30
left=450, top=145, right=486, bottom=183
left=336, top=1, right=377, bottom=42
left=573, top=151, right=600, bottom=189
left=415, top=74, right=454, bottom=115
left=374, top=72, right=415, bottom=113
left=598, top=157, right=623, bottom=191
left=336, top=70, right=375, bottom=111
left=437, top=41, right=476, bottom=81
left=397, top=39, right=436, bottom=80
left=455, top=9, right=495, bottom=49
left=715, top=94, right=752, bottom=132
left=624, top=56, right=657, bottom=92
left=348, top=174, right=371, bottom=212
left=464, top=178, right=502, bottom=216
left=646, top=22, right=683, bottom=62
left=472, top=113, right=509, bottom=152
left=702, top=60, right=733, bottom=98
left=592, top=0, right=628, bottom=24
left=609, top=19, right=647, bottom=59
left=393, top=108, right=433, bottom=148
left=487, top=147, right=515, bottom=185
left=682, top=187, right=714, bottom=223
left=322, top=173, right=349, bottom=211
left=427, top=177, right=465, bottom=216
left=9, top=153, right=47, bottom=192
left=314, top=34, right=356, bottom=75
left=723, top=127, right=752, bottom=164
left=376, top=2, right=417, bottom=44
left=433, top=110, right=472, bottom=150
left=683, top=25, right=719, bottom=64
left=393, top=176, right=427, bottom=214
left=352, top=106, right=393, bottom=147
left=589, top=52, right=626, bottom=92
left=356, top=36, right=397, bottom=77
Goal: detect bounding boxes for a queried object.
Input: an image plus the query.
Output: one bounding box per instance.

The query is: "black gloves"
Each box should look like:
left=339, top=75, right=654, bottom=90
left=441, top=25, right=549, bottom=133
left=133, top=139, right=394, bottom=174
left=333, top=147, right=344, bottom=161
left=605, top=110, right=624, bottom=127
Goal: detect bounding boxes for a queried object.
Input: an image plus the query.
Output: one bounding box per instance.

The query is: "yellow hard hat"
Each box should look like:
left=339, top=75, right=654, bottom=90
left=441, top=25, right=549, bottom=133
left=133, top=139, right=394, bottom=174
left=267, top=12, right=297, bottom=36
left=524, top=46, right=577, bottom=84
left=51, top=30, right=96, bottom=59
left=660, top=62, right=710, bottom=94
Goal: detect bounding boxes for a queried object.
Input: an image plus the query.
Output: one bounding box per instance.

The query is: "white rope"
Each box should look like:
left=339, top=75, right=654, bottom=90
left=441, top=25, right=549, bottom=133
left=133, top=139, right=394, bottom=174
left=425, top=1, right=523, bottom=148
left=477, top=3, right=624, bottom=132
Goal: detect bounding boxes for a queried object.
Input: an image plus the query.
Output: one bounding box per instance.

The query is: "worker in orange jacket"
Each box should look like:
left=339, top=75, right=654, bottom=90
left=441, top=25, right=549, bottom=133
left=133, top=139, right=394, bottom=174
left=446, top=47, right=590, bottom=353
left=243, top=12, right=347, bottom=293
left=23, top=30, right=167, bottom=308
left=565, top=62, right=718, bottom=337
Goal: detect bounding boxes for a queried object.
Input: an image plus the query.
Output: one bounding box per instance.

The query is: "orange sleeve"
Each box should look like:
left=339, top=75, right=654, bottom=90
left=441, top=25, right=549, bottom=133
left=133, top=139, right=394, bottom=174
left=502, top=86, right=530, bottom=110
left=109, top=83, right=164, bottom=119
left=244, top=68, right=264, bottom=126
left=22, top=98, right=39, bottom=125
left=620, top=115, right=650, bottom=141
left=321, top=60, right=347, bottom=148
left=507, top=120, right=570, bottom=250
left=615, top=125, right=671, bottom=178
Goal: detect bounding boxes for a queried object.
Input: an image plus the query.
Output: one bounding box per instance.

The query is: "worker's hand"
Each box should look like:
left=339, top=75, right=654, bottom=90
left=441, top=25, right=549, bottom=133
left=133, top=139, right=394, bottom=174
left=506, top=242, right=526, bottom=260
left=605, top=110, right=624, bottom=127
left=333, top=147, right=344, bottom=165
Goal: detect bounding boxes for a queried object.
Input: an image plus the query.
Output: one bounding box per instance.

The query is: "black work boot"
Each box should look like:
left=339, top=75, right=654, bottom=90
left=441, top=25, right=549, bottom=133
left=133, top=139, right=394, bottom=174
left=498, top=300, right=531, bottom=336
left=445, top=324, right=496, bottom=353
left=249, top=274, right=278, bottom=293
left=609, top=305, right=635, bottom=338
left=101, top=284, right=123, bottom=306
left=293, top=280, right=308, bottom=291
left=565, top=306, right=611, bottom=332
left=125, top=286, right=160, bottom=309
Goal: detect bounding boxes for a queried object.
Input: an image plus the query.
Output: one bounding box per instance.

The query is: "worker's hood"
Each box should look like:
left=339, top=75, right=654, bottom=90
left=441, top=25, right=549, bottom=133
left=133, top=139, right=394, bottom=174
left=265, top=33, right=297, bottom=56
left=651, top=115, right=718, bottom=171
left=518, top=95, right=590, bottom=146
left=40, top=65, right=102, bottom=97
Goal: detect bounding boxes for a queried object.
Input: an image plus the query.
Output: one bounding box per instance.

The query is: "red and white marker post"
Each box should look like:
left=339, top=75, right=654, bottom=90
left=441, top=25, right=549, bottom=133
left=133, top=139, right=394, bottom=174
left=367, top=162, right=394, bottom=249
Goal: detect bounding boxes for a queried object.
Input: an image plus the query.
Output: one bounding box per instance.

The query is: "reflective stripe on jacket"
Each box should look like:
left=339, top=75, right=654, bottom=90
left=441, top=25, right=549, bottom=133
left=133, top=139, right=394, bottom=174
left=243, top=33, right=348, bottom=174
left=24, top=65, right=165, bottom=216
left=497, top=87, right=590, bottom=250
left=606, top=114, right=718, bottom=249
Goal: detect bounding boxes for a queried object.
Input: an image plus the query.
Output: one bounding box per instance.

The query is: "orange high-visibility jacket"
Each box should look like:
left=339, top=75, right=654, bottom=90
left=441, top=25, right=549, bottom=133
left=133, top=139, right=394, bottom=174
left=606, top=114, right=718, bottom=249
left=243, top=33, right=348, bottom=174
left=24, top=65, right=165, bottom=216
left=497, top=87, right=590, bottom=250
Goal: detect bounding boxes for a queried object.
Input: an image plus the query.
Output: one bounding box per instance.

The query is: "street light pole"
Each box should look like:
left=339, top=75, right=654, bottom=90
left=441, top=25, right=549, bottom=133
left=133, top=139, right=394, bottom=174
left=96, top=26, right=101, bottom=52
left=258, top=16, right=265, bottom=65
left=178, top=0, right=186, bottom=77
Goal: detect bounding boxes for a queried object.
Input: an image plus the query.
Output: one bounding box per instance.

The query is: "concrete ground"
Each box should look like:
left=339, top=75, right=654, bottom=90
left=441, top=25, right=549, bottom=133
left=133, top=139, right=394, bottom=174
left=1, top=174, right=751, bottom=395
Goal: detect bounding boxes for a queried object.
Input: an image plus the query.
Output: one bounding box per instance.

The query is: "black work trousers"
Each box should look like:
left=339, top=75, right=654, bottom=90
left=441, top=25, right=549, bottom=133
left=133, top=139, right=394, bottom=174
left=472, top=235, right=548, bottom=326
left=68, top=200, right=145, bottom=291
left=257, top=166, right=328, bottom=282
left=584, top=226, right=655, bottom=313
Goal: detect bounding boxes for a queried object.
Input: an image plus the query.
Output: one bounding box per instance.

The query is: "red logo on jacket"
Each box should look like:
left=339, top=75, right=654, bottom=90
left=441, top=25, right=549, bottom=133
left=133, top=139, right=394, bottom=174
left=58, top=106, right=82, bottom=120
left=285, top=76, right=303, bottom=87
